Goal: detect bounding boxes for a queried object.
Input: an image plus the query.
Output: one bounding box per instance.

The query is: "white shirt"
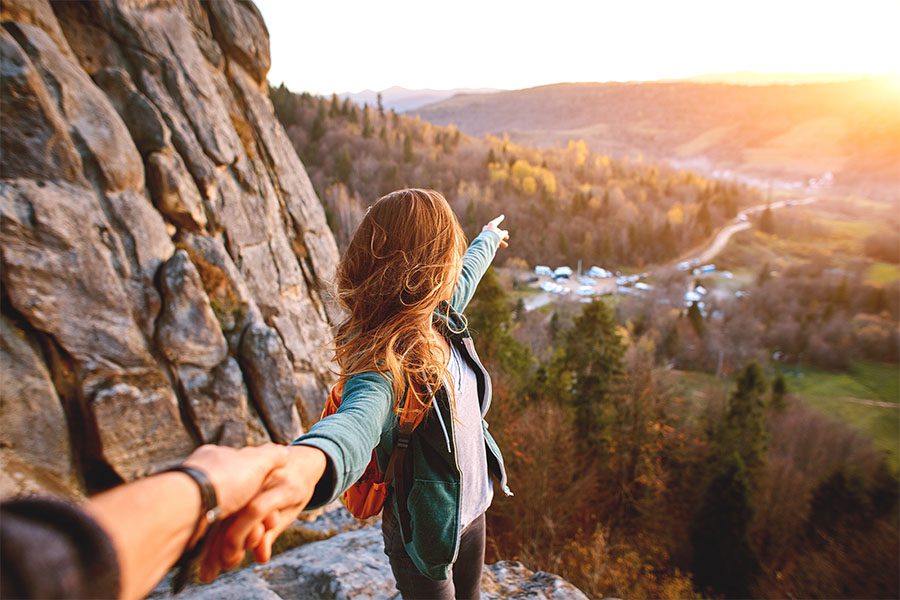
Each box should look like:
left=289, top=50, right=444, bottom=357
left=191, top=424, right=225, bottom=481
left=447, top=343, right=494, bottom=530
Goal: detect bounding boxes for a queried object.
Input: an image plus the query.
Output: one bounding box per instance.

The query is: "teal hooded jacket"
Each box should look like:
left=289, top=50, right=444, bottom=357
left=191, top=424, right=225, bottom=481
left=292, top=230, right=511, bottom=580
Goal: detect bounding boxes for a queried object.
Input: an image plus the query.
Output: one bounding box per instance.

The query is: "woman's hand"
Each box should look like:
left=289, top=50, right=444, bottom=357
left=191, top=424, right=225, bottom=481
left=199, top=444, right=327, bottom=581
left=483, top=214, right=509, bottom=248
left=182, top=443, right=290, bottom=517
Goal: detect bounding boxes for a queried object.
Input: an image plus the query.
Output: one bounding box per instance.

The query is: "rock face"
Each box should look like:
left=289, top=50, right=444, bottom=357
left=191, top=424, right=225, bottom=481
left=0, top=0, right=339, bottom=494
left=153, top=521, right=590, bottom=600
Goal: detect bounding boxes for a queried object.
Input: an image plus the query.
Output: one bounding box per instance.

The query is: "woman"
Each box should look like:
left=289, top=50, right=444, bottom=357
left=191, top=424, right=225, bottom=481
left=207, top=189, right=510, bottom=599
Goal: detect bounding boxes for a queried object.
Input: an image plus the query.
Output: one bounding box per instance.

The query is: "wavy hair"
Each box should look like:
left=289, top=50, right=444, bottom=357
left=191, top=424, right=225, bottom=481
left=334, top=189, right=467, bottom=417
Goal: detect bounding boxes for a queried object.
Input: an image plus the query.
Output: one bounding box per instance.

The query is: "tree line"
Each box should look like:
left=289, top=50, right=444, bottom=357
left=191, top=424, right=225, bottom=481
left=269, top=84, right=758, bottom=270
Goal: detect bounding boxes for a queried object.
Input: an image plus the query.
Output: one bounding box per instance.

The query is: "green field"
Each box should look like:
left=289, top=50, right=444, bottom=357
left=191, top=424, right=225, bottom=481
left=670, top=362, right=900, bottom=468
left=781, top=362, right=899, bottom=467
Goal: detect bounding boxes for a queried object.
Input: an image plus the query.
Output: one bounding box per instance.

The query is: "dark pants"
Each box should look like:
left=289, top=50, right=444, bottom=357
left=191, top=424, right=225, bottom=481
left=382, top=507, right=485, bottom=600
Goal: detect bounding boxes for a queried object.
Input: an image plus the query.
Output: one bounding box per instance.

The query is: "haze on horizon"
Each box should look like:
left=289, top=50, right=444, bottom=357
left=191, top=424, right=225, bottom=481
left=255, top=0, right=900, bottom=96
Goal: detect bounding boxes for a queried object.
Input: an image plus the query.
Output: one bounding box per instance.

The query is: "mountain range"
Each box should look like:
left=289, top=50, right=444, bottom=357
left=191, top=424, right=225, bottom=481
left=412, top=77, right=900, bottom=198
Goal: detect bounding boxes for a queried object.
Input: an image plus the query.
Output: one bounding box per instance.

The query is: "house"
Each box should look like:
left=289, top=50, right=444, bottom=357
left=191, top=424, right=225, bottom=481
left=553, top=266, right=573, bottom=279
left=587, top=266, right=612, bottom=279
left=634, top=282, right=653, bottom=291
left=684, top=290, right=702, bottom=304
left=700, top=264, right=716, bottom=273
left=695, top=285, right=708, bottom=295
left=535, top=265, right=553, bottom=277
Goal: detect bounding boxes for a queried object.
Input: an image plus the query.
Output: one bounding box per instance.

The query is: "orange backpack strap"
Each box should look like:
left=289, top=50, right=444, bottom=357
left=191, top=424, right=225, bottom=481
left=383, top=379, right=428, bottom=483
left=383, top=379, right=431, bottom=542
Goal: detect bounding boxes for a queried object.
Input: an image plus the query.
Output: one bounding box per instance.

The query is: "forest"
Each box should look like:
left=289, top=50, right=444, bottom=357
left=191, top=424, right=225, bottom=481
left=269, top=84, right=899, bottom=599
left=269, top=84, right=759, bottom=269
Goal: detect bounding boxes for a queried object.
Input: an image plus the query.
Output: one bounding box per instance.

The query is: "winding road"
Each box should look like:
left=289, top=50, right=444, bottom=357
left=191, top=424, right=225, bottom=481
left=685, top=196, right=817, bottom=266
left=522, top=194, right=819, bottom=312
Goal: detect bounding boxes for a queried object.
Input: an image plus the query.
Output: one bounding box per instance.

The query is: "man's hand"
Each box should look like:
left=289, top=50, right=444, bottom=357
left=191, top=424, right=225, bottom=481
left=483, top=214, right=509, bottom=248
left=182, top=443, right=290, bottom=517
left=199, top=445, right=327, bottom=581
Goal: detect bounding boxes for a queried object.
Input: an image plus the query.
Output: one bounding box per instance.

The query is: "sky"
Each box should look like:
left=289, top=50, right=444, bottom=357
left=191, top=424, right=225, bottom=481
left=255, top=0, right=900, bottom=95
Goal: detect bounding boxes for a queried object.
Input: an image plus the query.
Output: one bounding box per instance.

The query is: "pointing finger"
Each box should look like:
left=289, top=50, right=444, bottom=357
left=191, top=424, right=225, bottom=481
left=489, top=214, right=505, bottom=226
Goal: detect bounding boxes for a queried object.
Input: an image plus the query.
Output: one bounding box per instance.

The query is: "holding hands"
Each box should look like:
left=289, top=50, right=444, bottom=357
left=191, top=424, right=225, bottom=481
left=198, top=444, right=327, bottom=581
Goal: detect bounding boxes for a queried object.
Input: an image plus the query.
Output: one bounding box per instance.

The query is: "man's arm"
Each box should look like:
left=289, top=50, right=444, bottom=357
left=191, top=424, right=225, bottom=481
left=83, top=444, right=289, bottom=600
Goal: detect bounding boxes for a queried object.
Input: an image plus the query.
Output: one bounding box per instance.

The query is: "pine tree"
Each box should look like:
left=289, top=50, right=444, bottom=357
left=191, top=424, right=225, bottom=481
left=690, top=453, right=760, bottom=598
left=560, top=300, right=625, bottom=449
left=402, top=134, right=414, bottom=163
left=466, top=268, right=531, bottom=380
left=329, top=93, right=340, bottom=117
left=310, top=104, right=326, bottom=143
left=725, top=361, right=768, bottom=472
left=362, top=107, right=373, bottom=138
left=687, top=301, right=704, bottom=337
left=376, top=92, right=385, bottom=117
left=771, top=372, right=787, bottom=409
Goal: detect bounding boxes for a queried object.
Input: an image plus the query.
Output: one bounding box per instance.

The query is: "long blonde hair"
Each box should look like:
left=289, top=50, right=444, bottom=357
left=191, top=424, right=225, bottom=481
left=334, top=189, right=467, bottom=416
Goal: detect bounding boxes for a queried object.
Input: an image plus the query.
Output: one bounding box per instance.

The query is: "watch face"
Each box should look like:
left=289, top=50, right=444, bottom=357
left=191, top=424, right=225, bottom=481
left=206, top=507, right=222, bottom=524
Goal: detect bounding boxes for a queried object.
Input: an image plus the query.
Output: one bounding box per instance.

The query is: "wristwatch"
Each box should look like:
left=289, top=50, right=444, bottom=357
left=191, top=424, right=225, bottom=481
left=166, top=465, right=221, bottom=593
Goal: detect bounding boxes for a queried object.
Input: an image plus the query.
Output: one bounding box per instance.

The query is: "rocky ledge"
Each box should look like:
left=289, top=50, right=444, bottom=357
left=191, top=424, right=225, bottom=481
left=151, top=515, right=589, bottom=600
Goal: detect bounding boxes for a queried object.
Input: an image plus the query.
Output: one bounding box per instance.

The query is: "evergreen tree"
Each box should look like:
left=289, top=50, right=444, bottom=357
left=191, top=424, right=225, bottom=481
left=403, top=134, right=414, bottom=163
left=687, top=301, right=704, bottom=337
left=690, top=453, right=760, bottom=598
left=466, top=268, right=531, bottom=380
left=310, top=104, right=326, bottom=143
left=329, top=93, right=340, bottom=117
left=560, top=300, right=625, bottom=448
left=725, top=361, right=768, bottom=472
left=362, top=106, right=373, bottom=138
left=376, top=92, right=385, bottom=117
left=771, top=372, right=787, bottom=410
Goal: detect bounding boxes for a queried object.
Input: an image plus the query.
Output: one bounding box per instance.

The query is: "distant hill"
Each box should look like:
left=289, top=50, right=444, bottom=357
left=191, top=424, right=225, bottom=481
left=340, top=86, right=500, bottom=113
left=414, top=78, right=900, bottom=198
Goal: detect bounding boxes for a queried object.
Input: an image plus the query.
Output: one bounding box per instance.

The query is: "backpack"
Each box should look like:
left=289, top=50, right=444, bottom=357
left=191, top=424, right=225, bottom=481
left=319, top=378, right=428, bottom=519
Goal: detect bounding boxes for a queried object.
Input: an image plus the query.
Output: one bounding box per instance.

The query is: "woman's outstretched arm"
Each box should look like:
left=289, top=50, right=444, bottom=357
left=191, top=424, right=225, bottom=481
left=450, top=215, right=509, bottom=313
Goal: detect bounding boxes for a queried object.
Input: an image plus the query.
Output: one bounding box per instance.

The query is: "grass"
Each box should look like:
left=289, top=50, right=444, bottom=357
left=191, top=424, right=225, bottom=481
left=865, top=262, right=900, bottom=286
left=669, top=362, right=900, bottom=469
left=779, top=362, right=899, bottom=468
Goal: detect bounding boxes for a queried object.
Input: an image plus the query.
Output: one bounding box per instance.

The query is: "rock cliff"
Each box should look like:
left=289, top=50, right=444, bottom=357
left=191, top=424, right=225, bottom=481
left=0, top=0, right=340, bottom=496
